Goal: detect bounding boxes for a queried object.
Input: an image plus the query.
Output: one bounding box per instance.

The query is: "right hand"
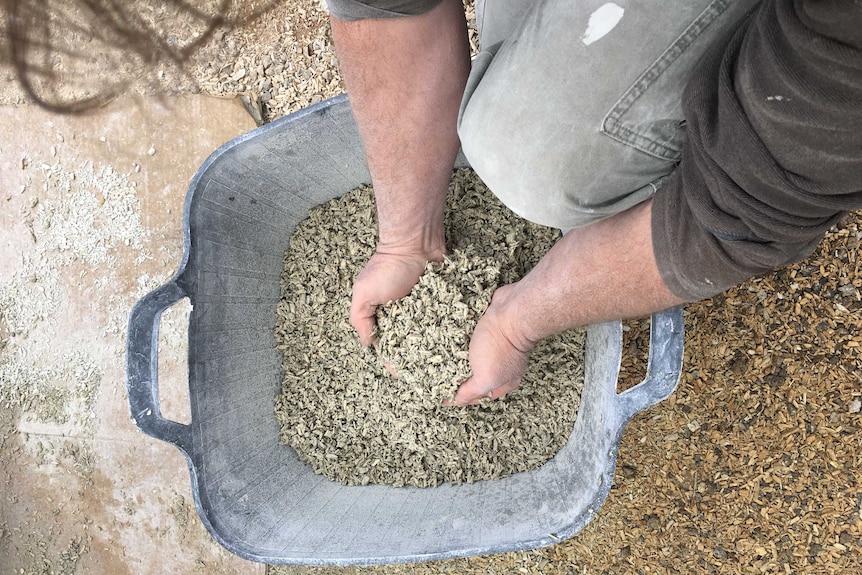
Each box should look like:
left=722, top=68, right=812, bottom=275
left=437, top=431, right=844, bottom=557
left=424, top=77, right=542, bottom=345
left=446, top=283, right=533, bottom=406
left=350, top=248, right=444, bottom=347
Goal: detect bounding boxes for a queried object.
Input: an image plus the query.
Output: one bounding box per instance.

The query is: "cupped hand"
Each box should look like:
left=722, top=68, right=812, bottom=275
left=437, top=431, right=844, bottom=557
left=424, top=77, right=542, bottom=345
left=350, top=249, right=443, bottom=347
left=447, top=283, right=535, bottom=406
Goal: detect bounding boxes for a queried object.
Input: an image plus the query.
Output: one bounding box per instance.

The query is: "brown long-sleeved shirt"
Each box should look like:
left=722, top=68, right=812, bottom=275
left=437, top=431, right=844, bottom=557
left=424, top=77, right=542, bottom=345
left=651, top=0, right=862, bottom=300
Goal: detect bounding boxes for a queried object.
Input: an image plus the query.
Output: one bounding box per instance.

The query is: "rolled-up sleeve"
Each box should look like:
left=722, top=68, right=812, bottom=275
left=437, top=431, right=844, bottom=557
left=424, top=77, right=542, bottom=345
left=326, top=0, right=442, bottom=21
left=652, top=0, right=862, bottom=301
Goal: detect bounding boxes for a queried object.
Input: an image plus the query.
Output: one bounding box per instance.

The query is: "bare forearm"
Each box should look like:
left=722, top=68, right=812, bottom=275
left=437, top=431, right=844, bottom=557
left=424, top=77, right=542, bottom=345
left=334, top=1, right=471, bottom=345
left=505, top=201, right=684, bottom=350
left=330, top=0, right=471, bottom=255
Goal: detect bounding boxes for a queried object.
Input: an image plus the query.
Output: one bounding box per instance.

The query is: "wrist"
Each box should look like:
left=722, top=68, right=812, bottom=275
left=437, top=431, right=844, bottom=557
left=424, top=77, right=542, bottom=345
left=377, top=205, right=447, bottom=261
left=487, top=283, right=541, bottom=355
left=376, top=235, right=446, bottom=262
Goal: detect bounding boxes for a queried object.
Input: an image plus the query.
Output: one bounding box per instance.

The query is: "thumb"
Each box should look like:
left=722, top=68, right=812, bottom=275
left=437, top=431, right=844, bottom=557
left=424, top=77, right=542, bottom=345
left=349, top=300, right=378, bottom=348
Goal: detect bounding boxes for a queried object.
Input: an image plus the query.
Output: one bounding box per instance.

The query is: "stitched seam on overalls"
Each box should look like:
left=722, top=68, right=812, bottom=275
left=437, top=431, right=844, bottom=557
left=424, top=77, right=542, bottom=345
left=601, top=0, right=732, bottom=160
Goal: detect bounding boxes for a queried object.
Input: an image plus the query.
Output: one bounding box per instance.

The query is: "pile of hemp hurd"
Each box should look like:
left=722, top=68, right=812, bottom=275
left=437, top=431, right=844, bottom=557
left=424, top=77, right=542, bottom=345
left=274, top=168, right=586, bottom=487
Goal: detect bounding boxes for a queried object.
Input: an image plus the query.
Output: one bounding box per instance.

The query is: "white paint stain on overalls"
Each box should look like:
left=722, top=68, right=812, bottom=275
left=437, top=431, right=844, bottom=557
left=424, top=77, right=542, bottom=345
left=582, top=3, right=625, bottom=46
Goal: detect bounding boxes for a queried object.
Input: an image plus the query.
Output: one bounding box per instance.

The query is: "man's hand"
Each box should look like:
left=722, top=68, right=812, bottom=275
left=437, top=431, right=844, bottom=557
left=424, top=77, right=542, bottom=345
left=350, top=247, right=444, bottom=347
left=447, top=201, right=686, bottom=407
left=448, top=284, right=535, bottom=405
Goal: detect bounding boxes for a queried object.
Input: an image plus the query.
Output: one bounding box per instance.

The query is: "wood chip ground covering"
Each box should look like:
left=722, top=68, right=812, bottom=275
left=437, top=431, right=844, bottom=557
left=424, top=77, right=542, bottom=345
left=274, top=169, right=585, bottom=488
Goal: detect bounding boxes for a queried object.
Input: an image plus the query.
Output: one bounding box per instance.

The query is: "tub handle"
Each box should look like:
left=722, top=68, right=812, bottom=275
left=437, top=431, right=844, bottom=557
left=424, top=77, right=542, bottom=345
left=126, top=280, right=192, bottom=453
left=616, top=306, right=685, bottom=421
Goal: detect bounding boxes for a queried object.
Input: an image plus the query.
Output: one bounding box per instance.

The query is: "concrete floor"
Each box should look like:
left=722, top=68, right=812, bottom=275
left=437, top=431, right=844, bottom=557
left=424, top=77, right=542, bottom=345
left=0, top=96, right=266, bottom=574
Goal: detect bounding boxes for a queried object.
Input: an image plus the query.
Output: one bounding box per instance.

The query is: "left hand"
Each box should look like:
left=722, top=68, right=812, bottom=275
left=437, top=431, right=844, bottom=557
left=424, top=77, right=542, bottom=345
left=447, top=284, right=535, bottom=406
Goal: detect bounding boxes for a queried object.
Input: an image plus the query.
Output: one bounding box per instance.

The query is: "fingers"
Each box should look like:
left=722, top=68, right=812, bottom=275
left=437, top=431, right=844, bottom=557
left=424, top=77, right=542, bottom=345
left=377, top=353, right=399, bottom=379
left=447, top=376, right=487, bottom=405
left=349, top=288, right=400, bottom=377
left=445, top=376, right=520, bottom=406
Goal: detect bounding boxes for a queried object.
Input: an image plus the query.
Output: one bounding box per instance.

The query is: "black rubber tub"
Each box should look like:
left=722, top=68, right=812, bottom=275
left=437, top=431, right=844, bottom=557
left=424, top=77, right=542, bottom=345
left=126, top=94, right=684, bottom=566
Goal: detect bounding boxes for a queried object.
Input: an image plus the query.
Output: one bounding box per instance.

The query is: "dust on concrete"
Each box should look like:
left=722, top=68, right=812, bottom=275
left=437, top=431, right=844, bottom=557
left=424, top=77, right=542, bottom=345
left=0, top=397, right=99, bottom=575
left=0, top=154, right=149, bottom=430
left=0, top=123, right=163, bottom=573
left=1, top=87, right=270, bottom=572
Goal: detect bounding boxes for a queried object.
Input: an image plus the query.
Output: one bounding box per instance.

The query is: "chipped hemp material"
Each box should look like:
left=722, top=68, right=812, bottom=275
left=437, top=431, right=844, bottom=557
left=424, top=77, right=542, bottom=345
left=274, top=169, right=586, bottom=488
